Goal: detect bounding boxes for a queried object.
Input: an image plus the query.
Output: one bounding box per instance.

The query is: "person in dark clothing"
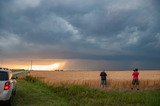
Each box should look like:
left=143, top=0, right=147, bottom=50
left=100, top=70, right=107, bottom=87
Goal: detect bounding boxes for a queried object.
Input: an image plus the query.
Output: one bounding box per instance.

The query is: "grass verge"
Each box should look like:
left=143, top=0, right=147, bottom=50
left=13, top=76, right=160, bottom=106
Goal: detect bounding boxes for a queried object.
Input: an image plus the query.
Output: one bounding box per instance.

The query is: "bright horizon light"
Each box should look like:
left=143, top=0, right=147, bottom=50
left=31, top=63, right=61, bottom=70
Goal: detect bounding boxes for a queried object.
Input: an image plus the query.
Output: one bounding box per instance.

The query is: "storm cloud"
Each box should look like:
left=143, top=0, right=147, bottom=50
left=0, top=0, right=160, bottom=69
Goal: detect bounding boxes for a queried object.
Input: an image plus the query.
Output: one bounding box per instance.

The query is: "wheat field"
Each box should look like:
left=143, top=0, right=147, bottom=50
left=30, top=70, right=160, bottom=90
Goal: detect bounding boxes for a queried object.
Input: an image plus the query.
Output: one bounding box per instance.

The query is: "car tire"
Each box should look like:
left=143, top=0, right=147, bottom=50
left=5, top=98, right=11, bottom=106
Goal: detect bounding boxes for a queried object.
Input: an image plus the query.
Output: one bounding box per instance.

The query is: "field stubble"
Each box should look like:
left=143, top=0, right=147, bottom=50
left=30, top=70, right=160, bottom=90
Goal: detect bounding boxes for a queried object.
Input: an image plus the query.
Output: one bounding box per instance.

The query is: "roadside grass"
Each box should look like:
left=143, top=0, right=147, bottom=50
left=13, top=76, right=160, bottom=106
left=12, top=80, right=69, bottom=106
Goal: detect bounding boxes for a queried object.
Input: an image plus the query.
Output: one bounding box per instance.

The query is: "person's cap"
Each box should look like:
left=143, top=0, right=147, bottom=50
left=135, top=68, right=138, bottom=71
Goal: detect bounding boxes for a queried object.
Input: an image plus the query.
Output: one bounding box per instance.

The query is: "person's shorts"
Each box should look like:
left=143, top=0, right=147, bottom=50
left=132, top=79, right=139, bottom=85
left=101, top=79, right=107, bottom=85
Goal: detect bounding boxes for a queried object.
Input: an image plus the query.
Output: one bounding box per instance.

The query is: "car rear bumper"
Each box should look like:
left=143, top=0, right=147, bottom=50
left=0, top=90, right=11, bottom=101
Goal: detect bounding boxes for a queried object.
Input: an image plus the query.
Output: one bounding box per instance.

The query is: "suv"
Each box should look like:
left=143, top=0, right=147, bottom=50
left=0, top=68, right=17, bottom=105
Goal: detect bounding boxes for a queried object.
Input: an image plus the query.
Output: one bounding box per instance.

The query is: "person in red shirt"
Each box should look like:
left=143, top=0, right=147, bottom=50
left=131, top=68, right=139, bottom=90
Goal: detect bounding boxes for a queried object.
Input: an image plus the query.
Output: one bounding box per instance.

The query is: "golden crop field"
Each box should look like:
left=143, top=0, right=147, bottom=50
left=30, top=70, right=160, bottom=90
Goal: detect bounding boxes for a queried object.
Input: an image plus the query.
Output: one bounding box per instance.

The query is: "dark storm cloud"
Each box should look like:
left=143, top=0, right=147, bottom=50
left=0, top=0, right=160, bottom=69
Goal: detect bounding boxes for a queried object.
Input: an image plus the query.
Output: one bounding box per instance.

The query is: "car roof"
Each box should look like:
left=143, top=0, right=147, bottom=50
left=0, top=68, right=11, bottom=72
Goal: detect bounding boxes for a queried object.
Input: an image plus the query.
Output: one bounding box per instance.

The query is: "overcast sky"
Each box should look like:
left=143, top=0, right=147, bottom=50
left=0, top=0, right=160, bottom=70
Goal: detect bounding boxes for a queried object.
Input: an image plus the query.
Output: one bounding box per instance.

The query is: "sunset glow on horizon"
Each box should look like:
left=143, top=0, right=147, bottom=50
left=31, top=63, right=61, bottom=70
left=1, top=60, right=66, bottom=70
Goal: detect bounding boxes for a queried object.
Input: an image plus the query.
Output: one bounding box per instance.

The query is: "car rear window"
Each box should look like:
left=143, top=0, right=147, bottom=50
left=0, top=71, right=8, bottom=81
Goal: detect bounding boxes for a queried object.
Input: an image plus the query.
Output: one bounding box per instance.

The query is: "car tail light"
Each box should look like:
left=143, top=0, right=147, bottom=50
left=4, top=81, right=10, bottom=90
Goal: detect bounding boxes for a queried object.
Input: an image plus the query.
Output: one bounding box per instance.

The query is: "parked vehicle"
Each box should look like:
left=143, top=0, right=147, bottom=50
left=0, top=68, right=17, bottom=105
